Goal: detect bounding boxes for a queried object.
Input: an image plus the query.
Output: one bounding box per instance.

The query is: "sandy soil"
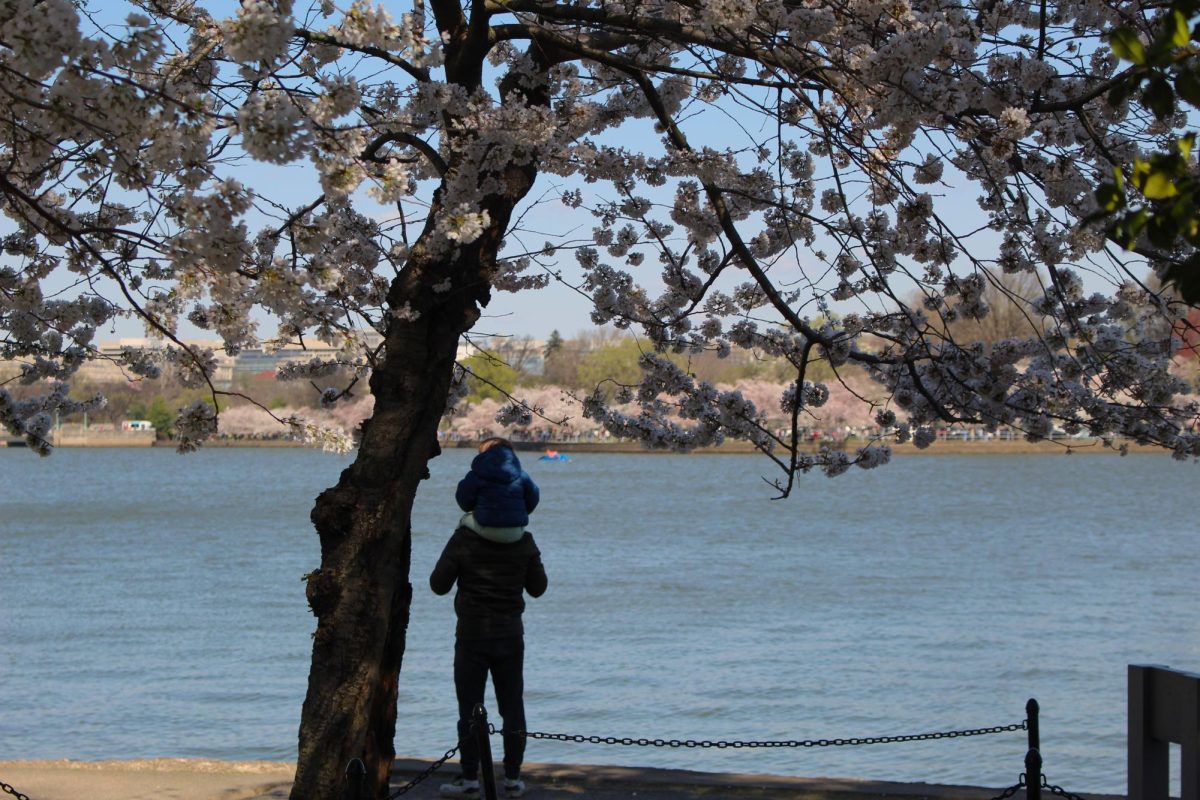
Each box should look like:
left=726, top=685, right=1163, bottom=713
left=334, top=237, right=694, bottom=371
left=0, top=759, right=294, bottom=800
left=0, top=757, right=1088, bottom=800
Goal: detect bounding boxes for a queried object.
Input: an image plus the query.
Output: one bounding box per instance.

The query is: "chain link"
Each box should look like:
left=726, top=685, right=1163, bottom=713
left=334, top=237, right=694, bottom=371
left=987, top=775, right=1027, bottom=800
left=387, top=745, right=459, bottom=798
left=1042, top=773, right=1091, bottom=800
left=1, top=717, right=1044, bottom=800
left=502, top=720, right=1026, bottom=750
left=1, top=780, right=31, bottom=800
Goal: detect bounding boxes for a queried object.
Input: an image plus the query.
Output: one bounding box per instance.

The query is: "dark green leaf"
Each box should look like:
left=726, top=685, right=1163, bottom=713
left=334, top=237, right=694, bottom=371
left=1168, top=193, right=1195, bottom=220
left=1143, top=76, right=1177, bottom=119
left=1164, top=10, right=1191, bottom=49
left=1179, top=133, right=1197, bottom=160
left=1106, top=222, right=1129, bottom=249
left=1164, top=256, right=1200, bottom=305
left=1095, top=183, right=1125, bottom=212
left=1147, top=213, right=1180, bottom=247
left=1132, top=159, right=1152, bottom=185
left=1108, top=78, right=1137, bottom=109
left=1175, top=70, right=1200, bottom=108
left=1110, top=27, right=1147, bottom=64
left=1141, top=170, right=1180, bottom=199
left=1148, top=150, right=1187, bottom=179
left=1147, top=14, right=1188, bottom=66
left=1127, top=208, right=1150, bottom=239
left=1108, top=208, right=1149, bottom=249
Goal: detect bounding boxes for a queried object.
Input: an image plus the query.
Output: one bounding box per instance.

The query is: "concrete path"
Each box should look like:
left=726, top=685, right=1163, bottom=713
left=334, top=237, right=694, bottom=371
left=0, top=758, right=1116, bottom=800
left=384, top=759, right=1034, bottom=800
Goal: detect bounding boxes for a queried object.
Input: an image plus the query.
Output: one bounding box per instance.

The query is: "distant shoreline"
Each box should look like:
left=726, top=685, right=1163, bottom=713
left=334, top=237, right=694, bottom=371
left=194, top=436, right=1159, bottom=455
left=484, top=438, right=1159, bottom=456
left=1, top=434, right=1166, bottom=455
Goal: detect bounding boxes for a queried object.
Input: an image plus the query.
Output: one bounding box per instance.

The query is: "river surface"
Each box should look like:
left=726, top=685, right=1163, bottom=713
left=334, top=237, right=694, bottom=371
left=1, top=447, right=1196, bottom=793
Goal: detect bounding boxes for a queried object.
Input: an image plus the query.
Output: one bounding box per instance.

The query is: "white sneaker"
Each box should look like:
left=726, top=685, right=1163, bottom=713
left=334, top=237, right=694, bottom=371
left=504, top=778, right=528, bottom=798
left=438, top=777, right=480, bottom=797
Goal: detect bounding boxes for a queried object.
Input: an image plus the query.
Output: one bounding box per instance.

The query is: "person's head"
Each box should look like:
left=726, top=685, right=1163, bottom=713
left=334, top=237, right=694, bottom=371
left=478, top=436, right=512, bottom=454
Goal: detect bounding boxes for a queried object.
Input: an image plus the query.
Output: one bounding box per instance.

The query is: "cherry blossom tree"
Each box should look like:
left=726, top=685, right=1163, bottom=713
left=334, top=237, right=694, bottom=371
left=217, top=394, right=374, bottom=437
left=4, top=0, right=1200, bottom=795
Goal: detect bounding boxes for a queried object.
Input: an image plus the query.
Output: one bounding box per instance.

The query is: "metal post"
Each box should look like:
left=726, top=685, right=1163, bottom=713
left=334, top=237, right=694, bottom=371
left=1026, top=748, right=1043, bottom=800
left=472, top=703, right=498, bottom=800
left=1027, top=698, right=1040, bottom=754
left=1129, top=664, right=1199, bottom=800
left=344, top=758, right=366, bottom=800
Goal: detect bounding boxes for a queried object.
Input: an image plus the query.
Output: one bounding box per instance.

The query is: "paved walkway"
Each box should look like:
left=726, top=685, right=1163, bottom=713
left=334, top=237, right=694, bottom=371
left=383, top=759, right=1032, bottom=800
left=0, top=758, right=1118, bottom=800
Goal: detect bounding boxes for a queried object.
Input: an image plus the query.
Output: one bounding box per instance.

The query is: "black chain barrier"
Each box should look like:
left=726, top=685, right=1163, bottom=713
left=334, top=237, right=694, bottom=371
left=988, top=775, right=1027, bottom=800
left=1041, top=772, right=1092, bottom=800
left=386, top=744, right=460, bottom=798
left=0, top=700, right=1092, bottom=800
left=498, top=720, right=1028, bottom=749
left=0, top=780, right=31, bottom=800
left=487, top=714, right=1091, bottom=800
left=983, top=768, right=1099, bottom=800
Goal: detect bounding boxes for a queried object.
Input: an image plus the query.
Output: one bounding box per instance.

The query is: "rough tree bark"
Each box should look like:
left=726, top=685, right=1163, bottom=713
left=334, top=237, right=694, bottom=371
left=291, top=288, right=463, bottom=799
left=291, top=113, right=546, bottom=800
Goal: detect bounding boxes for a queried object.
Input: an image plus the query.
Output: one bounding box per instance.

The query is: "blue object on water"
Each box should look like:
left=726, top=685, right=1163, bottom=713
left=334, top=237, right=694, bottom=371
left=538, top=453, right=570, bottom=462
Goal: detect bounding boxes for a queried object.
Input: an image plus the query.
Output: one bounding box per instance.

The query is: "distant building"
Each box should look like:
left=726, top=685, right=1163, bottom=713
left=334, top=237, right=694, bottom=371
left=78, top=332, right=388, bottom=387
left=456, top=337, right=546, bottom=376
left=232, top=340, right=362, bottom=376
left=78, top=338, right=236, bottom=389
left=0, top=332, right=555, bottom=389
left=232, top=330, right=383, bottom=377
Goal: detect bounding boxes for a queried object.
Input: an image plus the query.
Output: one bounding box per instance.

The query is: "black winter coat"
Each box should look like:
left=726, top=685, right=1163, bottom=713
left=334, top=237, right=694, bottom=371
left=429, top=527, right=547, bottom=639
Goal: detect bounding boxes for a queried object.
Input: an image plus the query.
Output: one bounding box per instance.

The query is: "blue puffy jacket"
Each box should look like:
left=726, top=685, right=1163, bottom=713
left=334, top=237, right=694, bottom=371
left=456, top=445, right=540, bottom=527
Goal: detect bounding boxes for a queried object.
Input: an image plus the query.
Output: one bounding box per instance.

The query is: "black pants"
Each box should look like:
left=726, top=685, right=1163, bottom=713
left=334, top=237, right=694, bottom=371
left=454, top=636, right=526, bottom=780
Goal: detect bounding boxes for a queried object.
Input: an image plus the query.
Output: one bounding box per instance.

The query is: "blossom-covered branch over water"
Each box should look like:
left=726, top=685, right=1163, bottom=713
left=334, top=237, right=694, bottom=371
left=3, top=0, right=1200, bottom=793
left=1, top=0, right=1197, bottom=474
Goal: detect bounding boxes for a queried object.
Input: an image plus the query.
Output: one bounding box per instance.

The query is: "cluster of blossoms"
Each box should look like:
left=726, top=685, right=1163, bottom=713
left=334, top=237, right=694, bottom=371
left=1, top=0, right=1197, bottom=483
left=440, top=208, right=491, bottom=244
left=276, top=357, right=352, bottom=382
left=219, top=395, right=373, bottom=438
left=0, top=383, right=104, bottom=455
left=220, top=0, right=294, bottom=65
left=333, top=0, right=438, bottom=65
left=287, top=419, right=354, bottom=454
left=237, top=90, right=312, bottom=164
left=173, top=401, right=219, bottom=454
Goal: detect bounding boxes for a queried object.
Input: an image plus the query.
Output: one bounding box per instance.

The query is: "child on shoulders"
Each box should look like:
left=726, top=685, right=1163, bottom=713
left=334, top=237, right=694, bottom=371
left=456, top=437, right=540, bottom=544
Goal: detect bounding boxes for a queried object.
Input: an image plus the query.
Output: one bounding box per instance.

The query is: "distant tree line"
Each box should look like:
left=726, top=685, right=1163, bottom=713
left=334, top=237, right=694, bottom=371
left=12, top=292, right=1199, bottom=443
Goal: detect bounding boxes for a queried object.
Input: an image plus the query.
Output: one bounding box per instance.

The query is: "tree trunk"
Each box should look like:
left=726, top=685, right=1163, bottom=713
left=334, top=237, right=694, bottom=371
left=289, top=309, right=460, bottom=799
left=290, top=157, right=541, bottom=797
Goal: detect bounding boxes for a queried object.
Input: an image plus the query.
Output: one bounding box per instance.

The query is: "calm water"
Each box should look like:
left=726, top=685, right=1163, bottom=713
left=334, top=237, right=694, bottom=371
left=1, top=448, right=1196, bottom=793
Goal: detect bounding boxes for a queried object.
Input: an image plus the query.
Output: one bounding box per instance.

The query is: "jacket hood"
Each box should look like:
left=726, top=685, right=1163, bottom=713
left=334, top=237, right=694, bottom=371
left=471, top=445, right=523, bottom=484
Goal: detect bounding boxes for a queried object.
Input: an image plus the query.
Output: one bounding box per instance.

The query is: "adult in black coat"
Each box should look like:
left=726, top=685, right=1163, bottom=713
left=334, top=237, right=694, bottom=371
left=430, top=520, right=547, bottom=798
